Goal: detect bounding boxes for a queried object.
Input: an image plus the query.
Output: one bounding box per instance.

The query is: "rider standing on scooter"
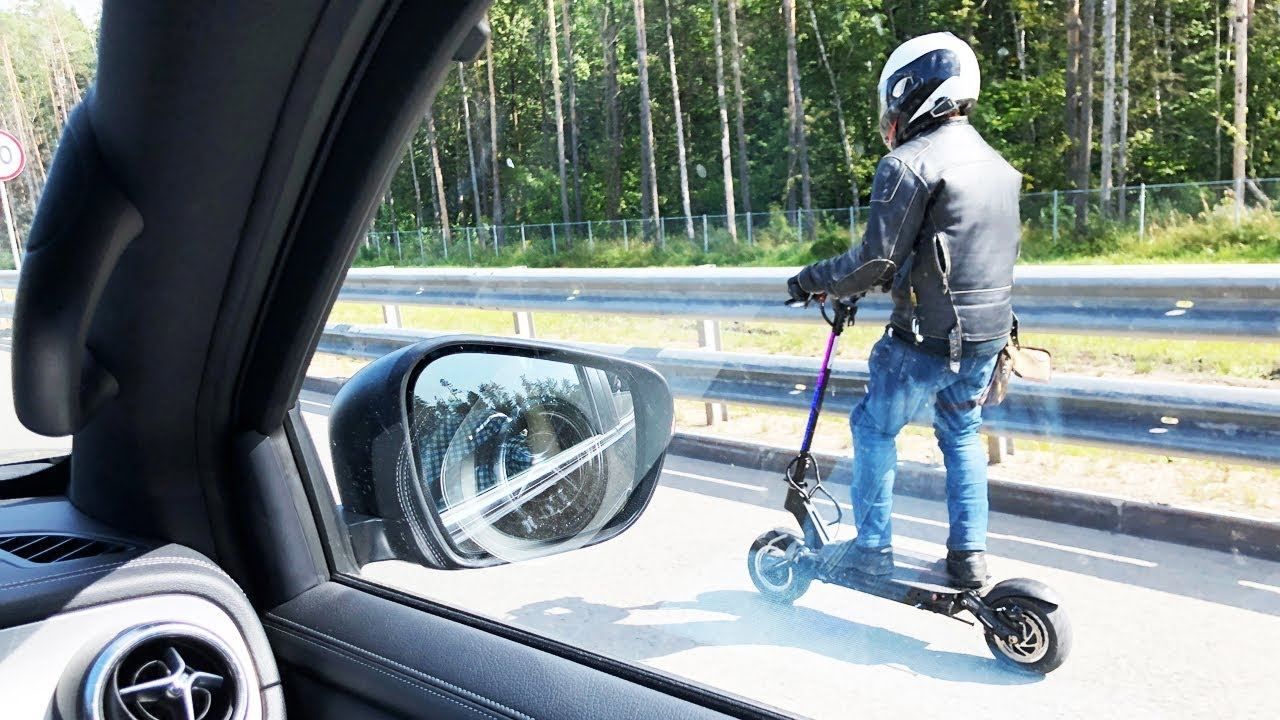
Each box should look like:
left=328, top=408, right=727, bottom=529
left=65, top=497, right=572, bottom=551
left=786, top=32, right=1021, bottom=588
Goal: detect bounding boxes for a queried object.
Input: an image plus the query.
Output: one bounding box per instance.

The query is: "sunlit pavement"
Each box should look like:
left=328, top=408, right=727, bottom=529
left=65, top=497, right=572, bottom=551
left=298, top=392, right=1280, bottom=720
left=2, top=365, right=1276, bottom=717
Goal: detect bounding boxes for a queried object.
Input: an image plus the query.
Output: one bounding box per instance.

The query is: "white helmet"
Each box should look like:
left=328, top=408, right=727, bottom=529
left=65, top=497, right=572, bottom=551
left=878, top=32, right=981, bottom=149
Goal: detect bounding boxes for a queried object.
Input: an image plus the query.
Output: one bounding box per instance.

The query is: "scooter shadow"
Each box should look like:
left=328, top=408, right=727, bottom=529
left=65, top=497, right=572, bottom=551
left=506, top=591, right=1041, bottom=686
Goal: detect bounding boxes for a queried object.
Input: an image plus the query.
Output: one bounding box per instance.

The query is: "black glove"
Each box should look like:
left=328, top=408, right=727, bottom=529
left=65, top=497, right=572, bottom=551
left=787, top=274, right=811, bottom=304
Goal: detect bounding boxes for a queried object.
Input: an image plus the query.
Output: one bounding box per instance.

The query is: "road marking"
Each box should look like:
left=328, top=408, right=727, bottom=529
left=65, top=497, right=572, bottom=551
left=812, top=497, right=1158, bottom=567
left=299, top=399, right=332, bottom=414
left=1238, top=580, right=1280, bottom=595
left=664, top=469, right=766, bottom=492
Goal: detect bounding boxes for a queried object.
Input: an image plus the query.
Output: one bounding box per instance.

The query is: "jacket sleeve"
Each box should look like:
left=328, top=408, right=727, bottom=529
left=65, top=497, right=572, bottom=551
left=796, top=156, right=929, bottom=297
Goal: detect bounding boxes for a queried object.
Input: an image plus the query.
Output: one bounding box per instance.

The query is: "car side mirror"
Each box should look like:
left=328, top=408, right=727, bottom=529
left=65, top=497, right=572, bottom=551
left=329, top=336, right=674, bottom=570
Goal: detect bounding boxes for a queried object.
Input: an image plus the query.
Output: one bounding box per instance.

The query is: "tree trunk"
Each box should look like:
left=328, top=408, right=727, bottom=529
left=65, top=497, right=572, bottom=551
left=408, top=146, right=425, bottom=234
left=1232, top=0, right=1253, bottom=217
left=662, top=0, right=694, bottom=241
left=806, top=0, right=857, bottom=206
left=546, top=0, right=573, bottom=234
left=1214, top=4, right=1223, bottom=179
left=1118, top=0, right=1132, bottom=217
left=560, top=0, right=583, bottom=222
left=1100, top=0, right=1117, bottom=216
left=601, top=1, right=623, bottom=220
left=782, top=0, right=812, bottom=236
left=1149, top=10, right=1163, bottom=126
left=726, top=0, right=752, bottom=218
left=633, top=0, right=660, bottom=239
left=1, top=40, right=47, bottom=191
left=1065, top=0, right=1081, bottom=183
left=1011, top=7, right=1035, bottom=143
left=712, top=0, right=737, bottom=242
left=485, top=38, right=504, bottom=245
left=425, top=113, right=452, bottom=244
left=1074, top=0, right=1096, bottom=234
left=457, top=63, right=484, bottom=228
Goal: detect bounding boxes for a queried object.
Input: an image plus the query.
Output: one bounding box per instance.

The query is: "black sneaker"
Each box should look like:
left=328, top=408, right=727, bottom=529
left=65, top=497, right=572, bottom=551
left=946, top=550, right=990, bottom=588
left=819, top=541, right=894, bottom=578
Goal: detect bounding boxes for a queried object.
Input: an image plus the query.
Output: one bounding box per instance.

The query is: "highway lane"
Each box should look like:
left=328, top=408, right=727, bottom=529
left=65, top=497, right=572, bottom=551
left=298, top=392, right=1280, bottom=719
left=1, top=360, right=1277, bottom=717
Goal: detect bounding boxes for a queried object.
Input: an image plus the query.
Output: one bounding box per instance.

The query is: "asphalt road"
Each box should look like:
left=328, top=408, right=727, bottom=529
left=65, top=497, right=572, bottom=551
left=296, top=391, right=1280, bottom=720
left=2, top=356, right=1277, bottom=717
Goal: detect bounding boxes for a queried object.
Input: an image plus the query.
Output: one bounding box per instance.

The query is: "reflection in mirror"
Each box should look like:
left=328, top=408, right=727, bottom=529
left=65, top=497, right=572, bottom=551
left=410, top=352, right=638, bottom=563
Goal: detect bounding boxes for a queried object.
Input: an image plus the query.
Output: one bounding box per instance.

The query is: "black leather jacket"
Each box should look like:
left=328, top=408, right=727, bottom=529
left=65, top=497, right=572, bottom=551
left=796, top=119, right=1022, bottom=354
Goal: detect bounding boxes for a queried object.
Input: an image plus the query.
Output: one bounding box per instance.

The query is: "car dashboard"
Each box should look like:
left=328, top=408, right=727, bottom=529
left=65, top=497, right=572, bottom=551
left=0, top=490, right=283, bottom=720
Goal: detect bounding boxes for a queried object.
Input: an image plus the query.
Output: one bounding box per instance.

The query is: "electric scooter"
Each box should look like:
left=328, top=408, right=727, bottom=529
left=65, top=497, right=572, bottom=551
left=745, top=295, right=1072, bottom=674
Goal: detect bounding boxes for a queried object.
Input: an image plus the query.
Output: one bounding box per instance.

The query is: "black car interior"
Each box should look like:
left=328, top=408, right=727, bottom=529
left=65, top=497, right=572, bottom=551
left=0, top=2, right=776, bottom=718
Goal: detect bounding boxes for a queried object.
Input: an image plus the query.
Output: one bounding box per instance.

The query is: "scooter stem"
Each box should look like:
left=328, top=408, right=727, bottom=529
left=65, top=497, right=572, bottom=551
left=799, top=327, right=839, bottom=455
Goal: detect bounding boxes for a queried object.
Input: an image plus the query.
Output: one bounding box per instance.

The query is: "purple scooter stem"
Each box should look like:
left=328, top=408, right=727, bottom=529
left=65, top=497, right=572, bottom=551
left=799, top=326, right=839, bottom=455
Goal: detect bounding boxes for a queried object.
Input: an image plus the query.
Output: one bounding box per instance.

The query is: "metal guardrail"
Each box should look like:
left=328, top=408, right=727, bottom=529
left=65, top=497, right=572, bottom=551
left=5, top=265, right=1279, bottom=340
left=319, top=324, right=1280, bottom=467
left=4, top=267, right=1279, bottom=465
left=335, top=265, right=1280, bottom=341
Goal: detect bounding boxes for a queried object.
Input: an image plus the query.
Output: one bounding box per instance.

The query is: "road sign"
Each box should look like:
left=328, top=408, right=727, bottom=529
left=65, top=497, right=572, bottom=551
left=0, top=130, right=26, bottom=182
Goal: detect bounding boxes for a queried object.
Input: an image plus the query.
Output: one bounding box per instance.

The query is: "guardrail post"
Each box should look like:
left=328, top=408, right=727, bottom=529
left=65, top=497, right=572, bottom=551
left=746, top=212, right=754, bottom=245
left=1138, top=183, right=1148, bottom=240
left=465, top=228, right=473, bottom=263
left=702, top=214, right=709, bottom=252
left=698, top=319, right=728, bottom=424
left=513, top=311, right=535, bottom=337
left=520, top=223, right=527, bottom=251
left=588, top=221, right=595, bottom=250
left=550, top=224, right=557, bottom=255
left=623, top=218, right=629, bottom=250
left=987, top=434, right=1013, bottom=465
left=1052, top=190, right=1060, bottom=244
left=383, top=304, right=402, bottom=328
left=848, top=206, right=856, bottom=245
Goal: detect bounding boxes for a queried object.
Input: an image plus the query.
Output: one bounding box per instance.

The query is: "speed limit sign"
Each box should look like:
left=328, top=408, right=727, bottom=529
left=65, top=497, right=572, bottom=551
left=0, top=130, right=26, bottom=182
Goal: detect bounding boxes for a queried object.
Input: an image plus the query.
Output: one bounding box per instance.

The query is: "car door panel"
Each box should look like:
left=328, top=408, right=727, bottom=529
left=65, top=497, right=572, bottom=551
left=266, top=582, right=744, bottom=720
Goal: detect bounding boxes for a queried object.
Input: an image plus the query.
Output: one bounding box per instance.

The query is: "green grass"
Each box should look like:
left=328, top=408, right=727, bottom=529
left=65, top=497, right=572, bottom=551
left=356, top=205, right=1280, bottom=270
left=1020, top=205, right=1280, bottom=264
left=328, top=304, right=1280, bottom=384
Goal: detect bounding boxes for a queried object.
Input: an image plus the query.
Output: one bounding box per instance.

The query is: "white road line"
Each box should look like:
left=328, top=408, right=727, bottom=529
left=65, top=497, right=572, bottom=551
left=1238, top=580, right=1280, bottom=595
left=812, top=496, right=1158, bottom=567
left=664, top=469, right=766, bottom=492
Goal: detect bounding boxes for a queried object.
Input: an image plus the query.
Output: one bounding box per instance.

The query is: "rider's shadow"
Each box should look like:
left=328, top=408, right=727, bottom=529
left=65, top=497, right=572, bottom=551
left=506, top=591, right=1041, bottom=686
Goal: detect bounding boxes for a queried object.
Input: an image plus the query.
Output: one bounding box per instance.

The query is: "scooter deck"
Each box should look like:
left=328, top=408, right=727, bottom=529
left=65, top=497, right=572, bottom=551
left=887, top=547, right=968, bottom=594
left=819, top=545, right=968, bottom=597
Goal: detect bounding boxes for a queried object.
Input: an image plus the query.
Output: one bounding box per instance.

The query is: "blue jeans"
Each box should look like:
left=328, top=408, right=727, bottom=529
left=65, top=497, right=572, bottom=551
left=850, top=334, right=1001, bottom=552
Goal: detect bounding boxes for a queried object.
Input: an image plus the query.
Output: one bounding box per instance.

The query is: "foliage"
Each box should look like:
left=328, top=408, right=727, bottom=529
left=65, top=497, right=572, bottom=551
left=3, top=0, right=1280, bottom=267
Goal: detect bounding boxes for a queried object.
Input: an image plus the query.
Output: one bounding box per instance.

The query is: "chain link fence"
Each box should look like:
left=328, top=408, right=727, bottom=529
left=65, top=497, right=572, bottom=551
left=358, top=177, right=1280, bottom=267
left=3, top=178, right=1275, bottom=270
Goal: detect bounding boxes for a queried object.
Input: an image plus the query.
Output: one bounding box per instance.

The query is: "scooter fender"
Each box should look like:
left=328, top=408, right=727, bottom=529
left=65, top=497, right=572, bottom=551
left=982, top=577, right=1063, bottom=609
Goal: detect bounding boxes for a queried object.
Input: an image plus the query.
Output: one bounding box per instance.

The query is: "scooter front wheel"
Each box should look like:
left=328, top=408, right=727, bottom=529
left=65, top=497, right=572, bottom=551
left=747, top=528, right=812, bottom=604
left=983, top=595, right=1072, bottom=674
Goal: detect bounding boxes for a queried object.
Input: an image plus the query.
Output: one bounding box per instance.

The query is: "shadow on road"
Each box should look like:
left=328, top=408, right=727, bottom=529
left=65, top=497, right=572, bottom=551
left=506, top=592, right=1040, bottom=686
left=663, top=460, right=1280, bottom=616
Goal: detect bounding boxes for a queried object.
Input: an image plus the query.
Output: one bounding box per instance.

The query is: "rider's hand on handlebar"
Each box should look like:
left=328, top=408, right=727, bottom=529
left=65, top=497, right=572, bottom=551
left=786, top=275, right=823, bottom=307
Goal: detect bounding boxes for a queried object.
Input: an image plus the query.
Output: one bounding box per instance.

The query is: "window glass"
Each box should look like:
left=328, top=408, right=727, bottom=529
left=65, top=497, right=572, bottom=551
left=0, top=0, right=101, bottom=463
left=307, top=3, right=1280, bottom=718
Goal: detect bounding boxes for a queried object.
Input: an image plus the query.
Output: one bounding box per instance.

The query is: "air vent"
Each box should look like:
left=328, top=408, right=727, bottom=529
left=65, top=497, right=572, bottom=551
left=83, top=623, right=247, bottom=720
left=0, top=533, right=131, bottom=563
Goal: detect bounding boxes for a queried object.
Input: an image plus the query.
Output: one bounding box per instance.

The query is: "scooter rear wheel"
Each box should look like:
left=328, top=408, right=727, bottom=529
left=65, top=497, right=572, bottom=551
left=747, top=528, right=812, bottom=604
left=983, top=595, right=1072, bottom=674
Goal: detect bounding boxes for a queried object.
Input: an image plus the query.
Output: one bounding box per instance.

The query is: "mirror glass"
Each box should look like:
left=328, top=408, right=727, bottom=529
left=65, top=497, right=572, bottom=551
left=409, top=351, right=640, bottom=563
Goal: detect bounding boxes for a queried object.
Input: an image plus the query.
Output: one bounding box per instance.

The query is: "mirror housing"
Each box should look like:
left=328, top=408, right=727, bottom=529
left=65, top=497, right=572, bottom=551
left=329, top=336, right=674, bottom=570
